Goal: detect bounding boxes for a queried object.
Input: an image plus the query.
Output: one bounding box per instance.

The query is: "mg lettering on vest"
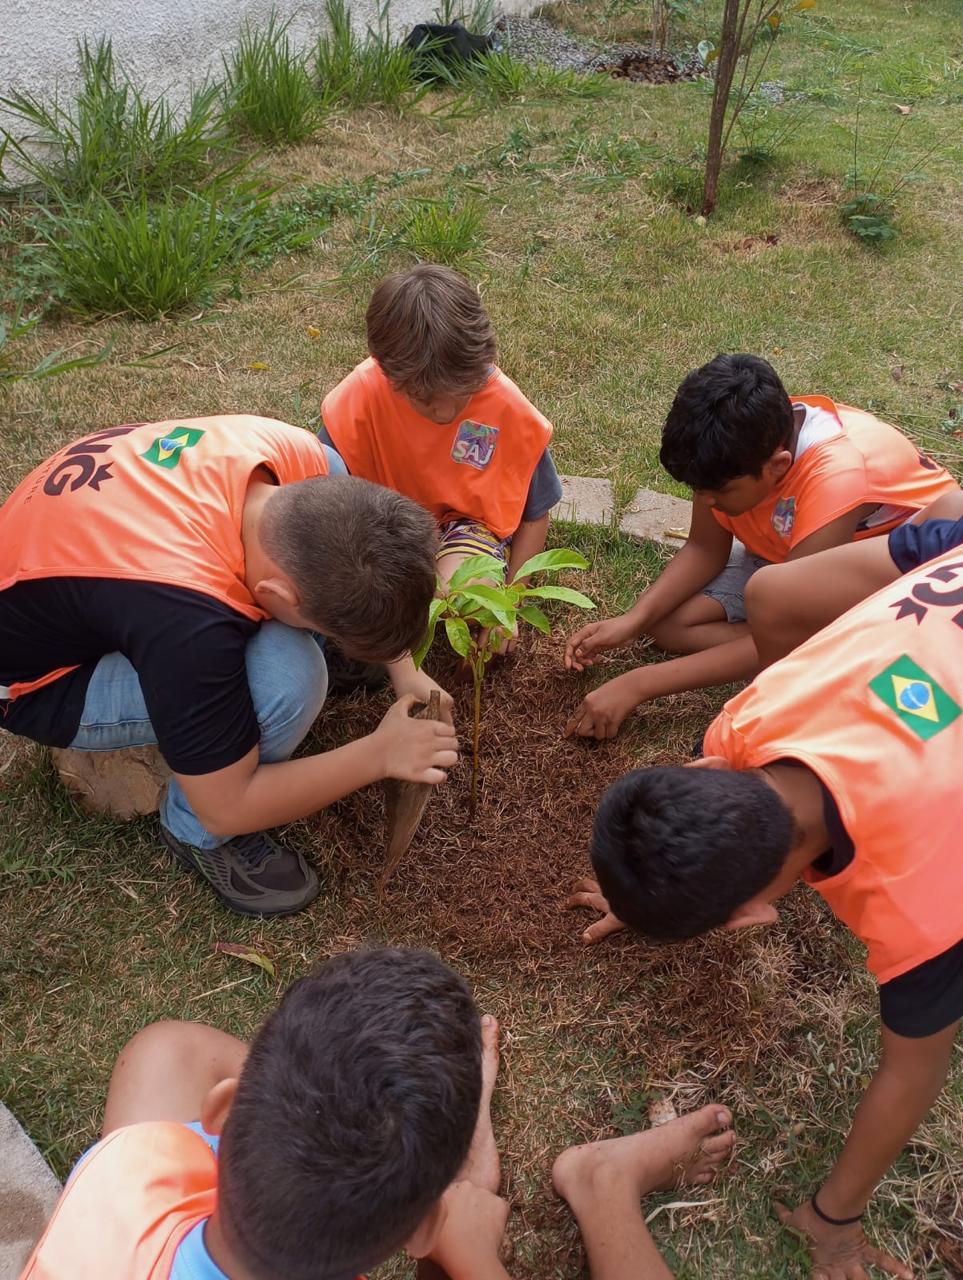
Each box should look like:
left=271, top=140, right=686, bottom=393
left=39, top=427, right=137, bottom=500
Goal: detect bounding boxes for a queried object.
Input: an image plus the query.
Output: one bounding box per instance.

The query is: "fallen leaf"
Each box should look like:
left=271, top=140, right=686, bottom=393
left=648, top=1097, right=678, bottom=1127
left=246, top=361, right=270, bottom=371
left=890, top=366, right=903, bottom=382
left=306, top=325, right=321, bottom=339
left=214, top=942, right=276, bottom=978
left=895, top=104, right=912, bottom=115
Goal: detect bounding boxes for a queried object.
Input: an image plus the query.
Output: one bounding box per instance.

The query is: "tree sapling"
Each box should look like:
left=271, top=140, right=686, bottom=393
left=413, top=548, right=595, bottom=819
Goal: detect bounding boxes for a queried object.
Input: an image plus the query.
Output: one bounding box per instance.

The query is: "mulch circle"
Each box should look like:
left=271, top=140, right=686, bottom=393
left=597, top=49, right=706, bottom=84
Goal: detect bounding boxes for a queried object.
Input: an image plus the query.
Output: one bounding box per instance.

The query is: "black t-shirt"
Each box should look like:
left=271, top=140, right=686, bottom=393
left=0, top=578, right=261, bottom=775
left=804, top=772, right=963, bottom=1039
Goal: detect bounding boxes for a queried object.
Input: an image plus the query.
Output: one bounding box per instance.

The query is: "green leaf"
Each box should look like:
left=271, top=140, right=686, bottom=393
left=457, top=584, right=517, bottom=630
left=444, top=616, right=473, bottom=658
left=518, top=604, right=551, bottom=635
left=445, top=554, right=507, bottom=591
left=510, top=548, right=589, bottom=580
left=411, top=597, right=446, bottom=668
left=521, top=585, right=596, bottom=609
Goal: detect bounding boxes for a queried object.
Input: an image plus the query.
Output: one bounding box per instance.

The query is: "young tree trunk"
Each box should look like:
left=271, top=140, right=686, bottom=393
left=469, top=663, right=482, bottom=822
left=651, top=0, right=667, bottom=55
left=702, top=0, right=745, bottom=216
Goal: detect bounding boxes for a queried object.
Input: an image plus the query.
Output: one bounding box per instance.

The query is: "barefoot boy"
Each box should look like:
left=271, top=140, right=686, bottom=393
left=320, top=265, right=562, bottom=649
left=20, top=949, right=506, bottom=1280
left=574, top=542, right=963, bottom=1277
left=20, top=944, right=736, bottom=1280
left=0, top=416, right=455, bottom=916
left=565, top=354, right=958, bottom=738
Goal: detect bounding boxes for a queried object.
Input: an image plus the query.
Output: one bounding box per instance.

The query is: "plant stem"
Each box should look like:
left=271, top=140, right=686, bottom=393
left=470, top=658, right=482, bottom=822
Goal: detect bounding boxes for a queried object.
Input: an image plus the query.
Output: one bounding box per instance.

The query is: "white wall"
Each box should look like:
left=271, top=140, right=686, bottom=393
left=1, top=0, right=540, bottom=106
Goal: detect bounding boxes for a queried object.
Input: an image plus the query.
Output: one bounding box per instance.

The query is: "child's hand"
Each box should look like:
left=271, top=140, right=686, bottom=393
left=565, top=614, right=640, bottom=671
left=565, top=877, right=627, bottom=945
left=563, top=671, right=643, bottom=739
left=775, top=1200, right=914, bottom=1280
left=373, top=694, right=459, bottom=784
left=426, top=1181, right=511, bottom=1279
left=386, top=662, right=455, bottom=725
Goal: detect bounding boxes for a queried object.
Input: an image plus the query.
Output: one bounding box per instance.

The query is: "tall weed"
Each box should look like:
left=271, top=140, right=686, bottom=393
left=0, top=37, right=225, bottom=201
left=31, top=179, right=322, bottom=318
left=222, top=13, right=322, bottom=144
left=398, top=197, right=485, bottom=266
left=314, top=0, right=426, bottom=111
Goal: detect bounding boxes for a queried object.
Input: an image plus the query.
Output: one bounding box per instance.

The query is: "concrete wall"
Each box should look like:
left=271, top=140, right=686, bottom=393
left=1, top=0, right=540, bottom=106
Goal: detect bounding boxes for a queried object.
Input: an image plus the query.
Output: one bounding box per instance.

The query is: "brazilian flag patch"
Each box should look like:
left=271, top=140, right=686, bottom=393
left=869, top=654, right=961, bottom=742
left=140, top=426, right=205, bottom=470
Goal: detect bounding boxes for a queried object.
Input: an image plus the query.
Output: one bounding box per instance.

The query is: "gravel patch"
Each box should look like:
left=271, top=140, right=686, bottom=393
left=495, top=14, right=706, bottom=82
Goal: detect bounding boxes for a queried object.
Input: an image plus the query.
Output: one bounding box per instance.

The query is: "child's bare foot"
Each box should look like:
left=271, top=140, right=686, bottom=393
left=457, top=1015, right=501, bottom=1194
left=552, top=1105, right=734, bottom=1215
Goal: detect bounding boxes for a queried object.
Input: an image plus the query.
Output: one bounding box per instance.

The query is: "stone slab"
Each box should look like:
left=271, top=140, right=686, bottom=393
left=50, top=744, right=171, bottom=820
left=619, top=487, right=692, bottom=547
left=554, top=475, right=616, bottom=527
left=0, top=1103, right=61, bottom=1279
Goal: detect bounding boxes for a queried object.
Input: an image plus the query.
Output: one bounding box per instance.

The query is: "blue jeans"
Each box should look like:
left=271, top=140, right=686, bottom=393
left=68, top=622, right=328, bottom=849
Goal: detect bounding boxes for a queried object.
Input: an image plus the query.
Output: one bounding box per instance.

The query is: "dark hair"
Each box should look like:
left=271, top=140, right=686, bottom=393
left=659, top=353, right=795, bottom=491
left=366, top=264, right=496, bottom=400
left=261, top=474, right=437, bottom=662
left=590, top=767, right=796, bottom=941
left=218, top=948, right=482, bottom=1280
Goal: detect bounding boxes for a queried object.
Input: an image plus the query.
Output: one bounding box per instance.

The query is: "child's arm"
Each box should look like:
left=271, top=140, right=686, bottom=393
left=424, top=1182, right=512, bottom=1280
left=507, top=513, right=549, bottom=583
left=777, top=1020, right=958, bottom=1279
left=565, top=499, right=732, bottom=671
left=176, top=696, right=458, bottom=837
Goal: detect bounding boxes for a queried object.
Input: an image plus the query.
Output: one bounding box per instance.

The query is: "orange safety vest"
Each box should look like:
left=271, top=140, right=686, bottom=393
left=713, top=396, right=957, bottom=562
left=704, top=545, right=963, bottom=982
left=321, top=359, right=553, bottom=540
left=20, top=1122, right=217, bottom=1279
left=0, top=415, right=327, bottom=702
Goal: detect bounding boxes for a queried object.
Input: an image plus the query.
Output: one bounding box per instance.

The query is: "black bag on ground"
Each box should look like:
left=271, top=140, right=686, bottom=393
left=403, top=21, right=494, bottom=79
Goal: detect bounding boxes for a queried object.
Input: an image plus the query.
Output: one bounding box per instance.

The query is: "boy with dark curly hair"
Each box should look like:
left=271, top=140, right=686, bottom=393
left=574, top=521, right=963, bottom=1279
left=565, top=353, right=958, bottom=738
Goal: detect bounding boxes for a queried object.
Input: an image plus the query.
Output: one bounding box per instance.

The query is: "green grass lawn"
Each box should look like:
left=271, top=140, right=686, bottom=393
left=1, top=1, right=962, bottom=1276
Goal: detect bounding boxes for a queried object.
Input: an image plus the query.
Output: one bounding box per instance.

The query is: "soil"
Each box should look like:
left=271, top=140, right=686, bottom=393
left=304, top=631, right=854, bottom=1082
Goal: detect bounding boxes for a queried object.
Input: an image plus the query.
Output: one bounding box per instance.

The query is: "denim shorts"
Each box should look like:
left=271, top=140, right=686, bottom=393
left=702, top=542, right=771, bottom=623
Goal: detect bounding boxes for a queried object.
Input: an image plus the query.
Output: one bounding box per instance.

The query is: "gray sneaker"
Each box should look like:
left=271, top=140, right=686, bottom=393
left=160, top=827, right=320, bottom=917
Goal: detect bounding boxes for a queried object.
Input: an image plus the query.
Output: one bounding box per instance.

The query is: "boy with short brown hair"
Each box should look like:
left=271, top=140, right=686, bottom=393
left=320, top=265, right=562, bottom=626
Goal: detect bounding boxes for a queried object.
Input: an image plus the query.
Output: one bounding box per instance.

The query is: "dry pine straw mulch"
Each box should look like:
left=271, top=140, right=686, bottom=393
left=297, top=631, right=894, bottom=1269
left=306, top=629, right=865, bottom=1080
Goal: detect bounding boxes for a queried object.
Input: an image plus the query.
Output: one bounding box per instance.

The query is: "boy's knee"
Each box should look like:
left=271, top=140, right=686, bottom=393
left=744, top=564, right=785, bottom=630
left=248, top=624, right=328, bottom=750
left=114, top=1020, right=209, bottom=1070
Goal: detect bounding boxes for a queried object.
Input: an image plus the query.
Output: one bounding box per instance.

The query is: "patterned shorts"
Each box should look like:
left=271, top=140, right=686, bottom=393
left=437, top=517, right=510, bottom=564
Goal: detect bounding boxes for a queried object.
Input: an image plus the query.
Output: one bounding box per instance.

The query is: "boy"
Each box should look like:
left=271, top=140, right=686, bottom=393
left=0, top=416, right=456, bottom=917
left=320, top=265, right=562, bottom=647
left=564, top=353, right=958, bottom=738
left=573, top=536, right=963, bottom=1278
left=21, top=946, right=737, bottom=1280
left=20, top=948, right=500, bottom=1279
